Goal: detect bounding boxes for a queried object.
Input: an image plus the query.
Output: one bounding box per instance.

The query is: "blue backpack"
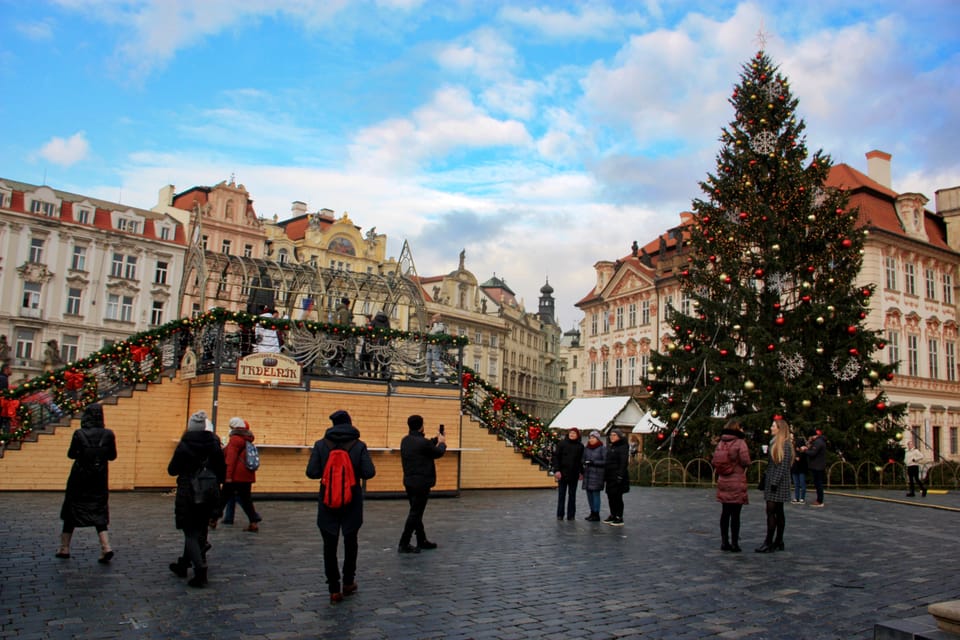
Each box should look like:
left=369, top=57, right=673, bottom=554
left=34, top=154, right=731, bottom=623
left=244, top=441, right=260, bottom=471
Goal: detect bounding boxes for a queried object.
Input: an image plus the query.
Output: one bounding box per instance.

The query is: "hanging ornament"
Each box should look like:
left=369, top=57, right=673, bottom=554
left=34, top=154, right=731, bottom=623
left=830, top=356, right=860, bottom=381
left=750, top=130, right=776, bottom=155
left=864, top=422, right=876, bottom=432
left=743, top=380, right=756, bottom=391
left=801, top=399, right=812, bottom=408
left=777, top=353, right=805, bottom=379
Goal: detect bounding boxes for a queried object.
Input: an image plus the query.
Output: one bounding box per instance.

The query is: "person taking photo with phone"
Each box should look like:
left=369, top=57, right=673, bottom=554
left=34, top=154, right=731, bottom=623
left=398, top=415, right=446, bottom=553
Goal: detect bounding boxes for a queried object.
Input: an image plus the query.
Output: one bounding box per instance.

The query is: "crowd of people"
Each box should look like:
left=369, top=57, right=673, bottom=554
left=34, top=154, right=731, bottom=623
left=53, top=403, right=933, bottom=599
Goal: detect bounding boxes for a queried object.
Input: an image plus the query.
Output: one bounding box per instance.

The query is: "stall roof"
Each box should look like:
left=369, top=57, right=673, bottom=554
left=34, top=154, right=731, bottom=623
left=547, top=397, right=644, bottom=433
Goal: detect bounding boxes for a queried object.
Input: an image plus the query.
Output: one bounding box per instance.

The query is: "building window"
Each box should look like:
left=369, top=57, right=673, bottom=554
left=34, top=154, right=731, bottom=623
left=15, top=328, right=36, bottom=360
left=490, top=334, right=498, bottom=348
left=66, top=287, right=82, bottom=315
left=925, top=268, right=937, bottom=300
left=602, top=311, right=610, bottom=333
left=29, top=237, right=44, bottom=263
left=77, top=208, right=91, bottom=224
left=950, top=427, right=958, bottom=456
left=664, top=295, right=673, bottom=320
left=125, top=255, right=137, bottom=279
left=615, top=358, right=623, bottom=386
left=681, top=294, right=693, bottom=316
left=31, top=200, right=56, bottom=216
left=106, top=294, right=134, bottom=322
left=488, top=356, right=498, bottom=379
left=907, top=334, right=919, bottom=376
left=640, top=300, right=650, bottom=325
left=22, top=282, right=41, bottom=311
left=601, top=361, right=609, bottom=388
left=628, top=303, right=637, bottom=327
left=887, top=331, right=900, bottom=367
left=113, top=254, right=137, bottom=279
left=929, top=339, right=940, bottom=379
left=612, top=307, right=622, bottom=330
left=160, top=225, right=172, bottom=240
left=155, top=261, right=168, bottom=285
left=111, top=253, right=123, bottom=277
left=944, top=274, right=954, bottom=305
left=947, top=342, right=957, bottom=382
left=221, top=239, right=231, bottom=255
left=627, top=356, right=636, bottom=386
left=201, top=235, right=208, bottom=250
left=117, top=218, right=140, bottom=233
left=61, top=335, right=79, bottom=363
left=151, top=300, right=164, bottom=326
left=571, top=354, right=578, bottom=369
left=640, top=353, right=649, bottom=376
left=243, top=244, right=253, bottom=258
left=71, top=245, right=87, bottom=271
left=904, top=262, right=916, bottom=296
left=591, top=313, right=598, bottom=336
left=589, top=362, right=597, bottom=390
left=884, top=256, right=898, bottom=290
left=279, top=249, right=288, bottom=264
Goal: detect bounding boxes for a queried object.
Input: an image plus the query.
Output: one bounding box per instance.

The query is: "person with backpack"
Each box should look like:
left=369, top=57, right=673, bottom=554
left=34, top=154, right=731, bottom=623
left=712, top=418, right=750, bottom=552
left=398, top=414, right=446, bottom=553
left=56, top=403, right=117, bottom=563
left=167, top=410, right=226, bottom=588
left=216, top=417, right=262, bottom=532
left=305, top=409, right=376, bottom=604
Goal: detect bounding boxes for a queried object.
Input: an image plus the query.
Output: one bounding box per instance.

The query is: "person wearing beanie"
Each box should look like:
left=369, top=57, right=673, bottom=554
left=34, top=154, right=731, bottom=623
left=603, top=429, right=630, bottom=526
left=167, top=410, right=226, bottom=587
left=552, top=427, right=584, bottom=521
left=581, top=430, right=606, bottom=521
left=56, top=403, right=118, bottom=563
left=306, top=409, right=376, bottom=603
left=398, top=414, right=446, bottom=553
left=218, top=417, right=262, bottom=532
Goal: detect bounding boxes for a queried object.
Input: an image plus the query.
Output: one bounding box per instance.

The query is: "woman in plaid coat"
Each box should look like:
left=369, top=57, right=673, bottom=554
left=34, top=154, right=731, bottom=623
left=755, top=417, right=793, bottom=553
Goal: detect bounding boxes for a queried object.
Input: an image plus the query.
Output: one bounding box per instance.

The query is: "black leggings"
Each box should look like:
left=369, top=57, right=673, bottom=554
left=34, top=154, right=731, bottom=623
left=764, top=500, right=786, bottom=545
left=720, top=503, right=742, bottom=544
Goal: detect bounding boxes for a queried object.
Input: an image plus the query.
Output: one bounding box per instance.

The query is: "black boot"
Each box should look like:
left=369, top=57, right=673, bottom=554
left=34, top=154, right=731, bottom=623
left=169, top=557, right=189, bottom=578
left=188, top=567, right=208, bottom=588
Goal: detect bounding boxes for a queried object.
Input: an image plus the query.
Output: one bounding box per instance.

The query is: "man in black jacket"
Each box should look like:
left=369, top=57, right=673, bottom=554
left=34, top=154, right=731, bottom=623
left=398, top=414, right=446, bottom=553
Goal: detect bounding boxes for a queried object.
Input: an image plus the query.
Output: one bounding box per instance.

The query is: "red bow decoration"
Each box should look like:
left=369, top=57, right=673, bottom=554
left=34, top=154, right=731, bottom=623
left=130, top=345, right=151, bottom=362
left=1, top=398, right=20, bottom=419
left=492, top=397, right=505, bottom=412
left=64, top=370, right=85, bottom=391
left=528, top=426, right=541, bottom=441
left=461, top=372, right=473, bottom=388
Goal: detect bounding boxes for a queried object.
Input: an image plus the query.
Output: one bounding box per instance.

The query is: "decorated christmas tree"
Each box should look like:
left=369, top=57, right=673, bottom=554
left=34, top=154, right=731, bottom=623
left=644, top=50, right=903, bottom=465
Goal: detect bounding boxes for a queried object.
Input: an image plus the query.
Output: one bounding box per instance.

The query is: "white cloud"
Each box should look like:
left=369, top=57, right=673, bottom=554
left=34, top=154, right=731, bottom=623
left=348, top=86, right=531, bottom=173
left=37, top=132, right=90, bottom=167
left=498, top=4, right=650, bottom=40
left=16, top=20, right=55, bottom=41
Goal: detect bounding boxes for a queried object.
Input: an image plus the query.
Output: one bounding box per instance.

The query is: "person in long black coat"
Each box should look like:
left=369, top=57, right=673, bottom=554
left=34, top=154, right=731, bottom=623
left=167, top=410, right=225, bottom=587
left=57, top=403, right=117, bottom=562
left=603, top=429, right=630, bottom=526
left=306, top=410, right=376, bottom=603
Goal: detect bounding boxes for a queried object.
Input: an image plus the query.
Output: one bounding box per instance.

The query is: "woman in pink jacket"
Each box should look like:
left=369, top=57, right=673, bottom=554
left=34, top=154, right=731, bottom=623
left=712, top=418, right=751, bottom=552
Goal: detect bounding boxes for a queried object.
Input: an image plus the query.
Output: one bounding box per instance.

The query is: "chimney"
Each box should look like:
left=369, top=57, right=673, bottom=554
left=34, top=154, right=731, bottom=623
left=866, top=150, right=892, bottom=189
left=936, top=186, right=960, bottom=252
left=157, top=184, right=175, bottom=207
left=291, top=201, right=307, bottom=216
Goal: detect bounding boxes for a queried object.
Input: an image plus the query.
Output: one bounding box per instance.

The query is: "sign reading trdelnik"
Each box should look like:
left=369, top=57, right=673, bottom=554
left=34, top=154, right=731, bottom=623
left=236, top=352, right=303, bottom=385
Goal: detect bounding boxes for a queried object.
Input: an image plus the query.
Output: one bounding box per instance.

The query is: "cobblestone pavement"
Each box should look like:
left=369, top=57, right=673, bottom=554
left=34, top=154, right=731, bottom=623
left=1, top=487, right=958, bottom=639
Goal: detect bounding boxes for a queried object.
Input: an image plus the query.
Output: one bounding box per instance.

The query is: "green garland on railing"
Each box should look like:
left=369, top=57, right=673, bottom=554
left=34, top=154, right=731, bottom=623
left=460, top=366, right=559, bottom=465
left=0, top=308, right=468, bottom=445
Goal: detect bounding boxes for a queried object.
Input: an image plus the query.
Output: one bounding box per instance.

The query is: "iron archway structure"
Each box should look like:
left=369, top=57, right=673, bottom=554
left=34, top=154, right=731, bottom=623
left=178, top=238, right=430, bottom=332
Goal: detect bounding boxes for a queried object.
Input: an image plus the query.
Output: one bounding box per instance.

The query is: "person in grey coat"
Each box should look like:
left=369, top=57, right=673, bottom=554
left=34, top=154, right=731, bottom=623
left=306, top=409, right=376, bottom=603
left=756, top=418, right=794, bottom=553
left=581, top=430, right=606, bottom=521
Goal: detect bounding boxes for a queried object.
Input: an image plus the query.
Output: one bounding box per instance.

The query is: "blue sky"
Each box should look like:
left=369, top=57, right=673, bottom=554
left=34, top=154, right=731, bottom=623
left=1, top=0, right=958, bottom=330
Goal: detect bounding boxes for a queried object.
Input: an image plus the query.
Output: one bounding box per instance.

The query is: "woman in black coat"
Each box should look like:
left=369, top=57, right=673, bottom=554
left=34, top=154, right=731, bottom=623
left=603, top=429, right=630, bottom=526
left=167, top=410, right=226, bottom=587
left=57, top=403, right=117, bottom=562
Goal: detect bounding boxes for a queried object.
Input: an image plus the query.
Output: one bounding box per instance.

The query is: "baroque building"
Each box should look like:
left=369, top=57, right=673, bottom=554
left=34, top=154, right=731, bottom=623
left=0, top=178, right=186, bottom=380
left=574, top=151, right=960, bottom=462
left=417, top=252, right=565, bottom=421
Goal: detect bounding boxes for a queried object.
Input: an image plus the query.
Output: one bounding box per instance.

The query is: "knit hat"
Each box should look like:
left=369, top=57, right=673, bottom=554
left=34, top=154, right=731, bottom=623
left=568, top=427, right=581, bottom=439
left=329, top=410, right=352, bottom=427
left=229, top=416, right=247, bottom=430
left=408, top=414, right=424, bottom=431
left=610, top=428, right=625, bottom=439
left=589, top=430, right=603, bottom=440
left=188, top=410, right=208, bottom=431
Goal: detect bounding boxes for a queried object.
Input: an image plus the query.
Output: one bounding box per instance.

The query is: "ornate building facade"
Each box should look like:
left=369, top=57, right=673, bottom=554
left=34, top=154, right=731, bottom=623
left=417, top=253, right=565, bottom=421
left=0, top=178, right=186, bottom=380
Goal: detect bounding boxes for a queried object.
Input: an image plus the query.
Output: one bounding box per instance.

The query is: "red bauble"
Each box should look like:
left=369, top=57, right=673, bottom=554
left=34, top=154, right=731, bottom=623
left=739, top=212, right=748, bottom=220
left=801, top=295, right=811, bottom=303
left=719, top=349, right=729, bottom=356
left=849, top=348, right=859, bottom=356
left=841, top=238, right=852, bottom=248
left=876, top=402, right=886, bottom=411
left=774, top=316, right=785, bottom=326
left=754, top=268, right=764, bottom=277
left=767, top=344, right=775, bottom=351
left=847, top=326, right=857, bottom=335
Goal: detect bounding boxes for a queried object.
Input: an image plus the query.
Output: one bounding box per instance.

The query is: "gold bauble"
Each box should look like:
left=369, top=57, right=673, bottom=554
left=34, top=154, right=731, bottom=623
left=864, top=422, right=875, bottom=432
left=670, top=412, right=681, bottom=421
left=744, top=380, right=755, bottom=391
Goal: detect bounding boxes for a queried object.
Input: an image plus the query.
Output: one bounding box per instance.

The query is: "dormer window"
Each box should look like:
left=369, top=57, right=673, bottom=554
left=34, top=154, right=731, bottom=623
left=117, top=218, right=140, bottom=234
left=31, top=200, right=57, bottom=217
left=76, top=207, right=92, bottom=224
left=158, top=225, right=172, bottom=241
left=0, top=185, right=11, bottom=208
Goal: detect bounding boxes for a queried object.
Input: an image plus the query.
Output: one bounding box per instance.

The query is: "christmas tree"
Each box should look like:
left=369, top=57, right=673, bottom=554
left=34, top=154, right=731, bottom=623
left=644, top=50, right=903, bottom=466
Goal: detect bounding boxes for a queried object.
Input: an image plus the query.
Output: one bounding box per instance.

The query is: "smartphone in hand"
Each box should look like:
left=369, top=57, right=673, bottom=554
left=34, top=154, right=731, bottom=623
left=439, top=424, right=445, bottom=435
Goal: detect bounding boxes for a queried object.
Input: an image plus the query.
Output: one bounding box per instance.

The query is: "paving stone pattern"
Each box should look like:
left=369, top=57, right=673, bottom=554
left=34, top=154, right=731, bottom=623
left=1, top=487, right=958, bottom=639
